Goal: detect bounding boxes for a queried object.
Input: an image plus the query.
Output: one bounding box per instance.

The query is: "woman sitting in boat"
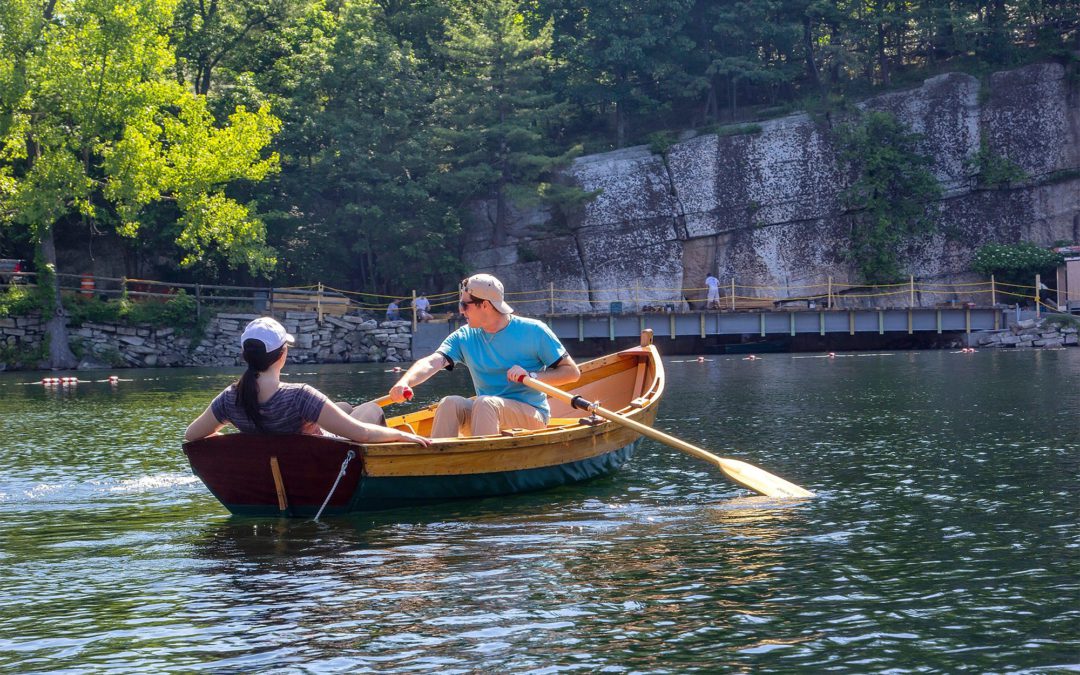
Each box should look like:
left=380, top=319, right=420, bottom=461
left=184, top=317, right=429, bottom=446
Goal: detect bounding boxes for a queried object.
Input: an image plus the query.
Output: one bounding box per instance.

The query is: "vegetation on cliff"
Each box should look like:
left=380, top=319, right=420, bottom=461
left=973, top=242, right=1067, bottom=288
left=837, top=111, right=943, bottom=284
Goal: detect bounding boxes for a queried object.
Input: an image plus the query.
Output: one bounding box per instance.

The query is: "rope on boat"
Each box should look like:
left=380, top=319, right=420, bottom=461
left=314, top=449, right=356, bottom=521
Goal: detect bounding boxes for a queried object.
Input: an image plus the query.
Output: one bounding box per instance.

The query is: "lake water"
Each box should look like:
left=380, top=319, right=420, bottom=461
left=1, top=349, right=1077, bottom=673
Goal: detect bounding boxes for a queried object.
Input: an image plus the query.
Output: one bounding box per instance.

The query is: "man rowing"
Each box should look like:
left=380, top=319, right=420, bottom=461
left=386, top=273, right=580, bottom=437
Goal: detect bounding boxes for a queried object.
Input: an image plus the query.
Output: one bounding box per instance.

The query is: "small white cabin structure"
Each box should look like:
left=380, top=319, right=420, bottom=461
left=1053, top=245, right=1080, bottom=313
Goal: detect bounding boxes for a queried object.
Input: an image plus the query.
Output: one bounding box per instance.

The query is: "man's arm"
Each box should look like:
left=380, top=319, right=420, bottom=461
left=389, top=352, right=450, bottom=402
left=506, top=354, right=580, bottom=387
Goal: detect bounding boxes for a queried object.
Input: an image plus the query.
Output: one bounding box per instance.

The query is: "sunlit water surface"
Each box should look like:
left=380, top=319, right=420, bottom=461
left=1, top=349, right=1077, bottom=673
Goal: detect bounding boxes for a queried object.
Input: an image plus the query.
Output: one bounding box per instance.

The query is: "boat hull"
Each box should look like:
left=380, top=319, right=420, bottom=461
left=192, top=438, right=639, bottom=516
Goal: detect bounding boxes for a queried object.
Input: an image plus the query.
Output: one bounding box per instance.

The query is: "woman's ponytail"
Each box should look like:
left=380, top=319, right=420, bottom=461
left=234, top=339, right=285, bottom=432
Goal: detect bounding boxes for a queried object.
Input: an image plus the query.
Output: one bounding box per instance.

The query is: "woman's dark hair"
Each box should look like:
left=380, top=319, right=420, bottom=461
left=235, top=339, right=285, bottom=432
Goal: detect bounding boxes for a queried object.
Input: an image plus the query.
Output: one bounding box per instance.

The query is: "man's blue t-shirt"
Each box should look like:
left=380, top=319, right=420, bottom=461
left=437, top=316, right=566, bottom=419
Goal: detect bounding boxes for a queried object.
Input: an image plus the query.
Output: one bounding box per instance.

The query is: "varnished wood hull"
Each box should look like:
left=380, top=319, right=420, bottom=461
left=183, top=340, right=664, bottom=516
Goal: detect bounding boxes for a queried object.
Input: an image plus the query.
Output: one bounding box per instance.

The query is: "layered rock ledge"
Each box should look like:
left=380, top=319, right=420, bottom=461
left=0, top=312, right=410, bottom=370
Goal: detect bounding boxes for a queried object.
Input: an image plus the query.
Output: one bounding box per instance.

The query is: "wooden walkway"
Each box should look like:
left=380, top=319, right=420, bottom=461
left=415, top=307, right=1006, bottom=351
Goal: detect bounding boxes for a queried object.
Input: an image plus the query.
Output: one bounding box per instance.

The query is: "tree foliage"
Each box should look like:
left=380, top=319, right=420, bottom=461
left=435, top=0, right=586, bottom=247
left=0, top=0, right=281, bottom=273
left=837, top=111, right=942, bottom=284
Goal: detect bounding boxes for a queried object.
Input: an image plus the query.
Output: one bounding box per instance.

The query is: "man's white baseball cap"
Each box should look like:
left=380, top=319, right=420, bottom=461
left=461, top=273, right=514, bottom=314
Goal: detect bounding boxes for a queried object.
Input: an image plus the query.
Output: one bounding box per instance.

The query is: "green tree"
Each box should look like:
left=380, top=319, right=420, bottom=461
left=544, top=0, right=694, bottom=147
left=435, top=0, right=584, bottom=246
left=252, top=0, right=460, bottom=293
left=0, top=0, right=280, bottom=367
left=837, top=111, right=942, bottom=284
left=171, top=0, right=295, bottom=96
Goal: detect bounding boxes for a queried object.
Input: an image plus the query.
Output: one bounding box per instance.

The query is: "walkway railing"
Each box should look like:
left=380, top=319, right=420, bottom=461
left=2, top=272, right=1067, bottom=328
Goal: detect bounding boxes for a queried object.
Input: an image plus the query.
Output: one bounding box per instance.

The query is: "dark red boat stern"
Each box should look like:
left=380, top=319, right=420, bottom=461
left=183, top=434, right=365, bottom=516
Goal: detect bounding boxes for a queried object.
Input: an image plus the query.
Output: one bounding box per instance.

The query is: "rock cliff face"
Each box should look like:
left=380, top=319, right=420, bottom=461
left=464, top=63, right=1080, bottom=311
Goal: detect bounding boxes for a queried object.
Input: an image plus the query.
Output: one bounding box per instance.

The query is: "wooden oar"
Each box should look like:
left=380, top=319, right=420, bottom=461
left=520, top=376, right=814, bottom=499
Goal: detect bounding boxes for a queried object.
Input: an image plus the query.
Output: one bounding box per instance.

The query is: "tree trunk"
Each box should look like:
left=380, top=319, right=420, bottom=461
left=729, top=76, right=738, bottom=121
left=494, top=183, right=507, bottom=248
left=803, top=16, right=821, bottom=92
left=614, top=101, right=625, bottom=149
left=39, top=226, right=79, bottom=370
left=704, top=79, right=718, bottom=124
left=877, top=22, right=890, bottom=86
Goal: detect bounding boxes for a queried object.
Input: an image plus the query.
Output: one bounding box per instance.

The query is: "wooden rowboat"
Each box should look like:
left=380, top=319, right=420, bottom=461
left=183, top=330, right=664, bottom=516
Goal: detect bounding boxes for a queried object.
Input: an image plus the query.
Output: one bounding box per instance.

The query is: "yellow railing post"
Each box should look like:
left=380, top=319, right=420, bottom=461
left=730, top=278, right=735, bottom=311
left=549, top=282, right=554, bottom=315
left=1035, top=274, right=1041, bottom=318
left=828, top=276, right=833, bottom=309
left=909, top=275, right=915, bottom=307
left=991, top=275, right=996, bottom=306
left=317, top=282, right=324, bottom=323
left=412, top=289, right=417, bottom=332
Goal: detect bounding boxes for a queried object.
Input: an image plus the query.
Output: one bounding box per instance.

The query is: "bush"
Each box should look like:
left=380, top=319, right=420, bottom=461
left=0, top=283, right=46, bottom=316
left=972, top=242, right=1064, bottom=288
left=63, top=290, right=203, bottom=333
left=967, top=140, right=1027, bottom=188
left=1043, top=313, right=1079, bottom=328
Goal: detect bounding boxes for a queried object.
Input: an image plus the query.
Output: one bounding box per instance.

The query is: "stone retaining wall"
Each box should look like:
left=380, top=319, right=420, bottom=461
left=0, top=311, right=412, bottom=370
left=975, top=318, right=1079, bottom=349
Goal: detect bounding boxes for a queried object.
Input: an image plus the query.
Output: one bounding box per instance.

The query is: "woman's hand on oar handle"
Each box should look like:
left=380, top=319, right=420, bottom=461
left=376, top=386, right=413, bottom=407
left=518, top=374, right=814, bottom=499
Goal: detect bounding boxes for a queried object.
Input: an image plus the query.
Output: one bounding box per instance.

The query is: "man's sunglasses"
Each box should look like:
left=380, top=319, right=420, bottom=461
left=459, top=298, right=485, bottom=311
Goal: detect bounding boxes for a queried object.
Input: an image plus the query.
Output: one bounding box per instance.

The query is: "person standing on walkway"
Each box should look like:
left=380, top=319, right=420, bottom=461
left=705, top=273, right=721, bottom=309
left=414, top=294, right=432, bottom=321
left=386, top=274, right=580, bottom=437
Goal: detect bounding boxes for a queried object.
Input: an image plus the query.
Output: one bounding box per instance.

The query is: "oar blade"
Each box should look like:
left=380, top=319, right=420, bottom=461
left=717, top=457, right=815, bottom=499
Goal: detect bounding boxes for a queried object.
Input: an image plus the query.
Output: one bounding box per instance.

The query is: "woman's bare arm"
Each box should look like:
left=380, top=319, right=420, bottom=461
left=185, top=405, right=225, bottom=441
left=317, top=401, right=430, bottom=446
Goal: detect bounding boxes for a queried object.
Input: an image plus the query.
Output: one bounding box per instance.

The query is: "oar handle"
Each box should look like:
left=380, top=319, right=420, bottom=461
left=373, top=387, right=412, bottom=408
left=519, top=375, right=814, bottom=499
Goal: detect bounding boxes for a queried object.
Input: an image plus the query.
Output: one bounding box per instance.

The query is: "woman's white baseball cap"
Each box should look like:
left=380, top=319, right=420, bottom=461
left=240, top=317, right=295, bottom=351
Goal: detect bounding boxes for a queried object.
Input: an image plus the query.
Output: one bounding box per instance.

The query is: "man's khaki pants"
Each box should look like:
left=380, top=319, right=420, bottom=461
left=431, top=395, right=546, bottom=438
